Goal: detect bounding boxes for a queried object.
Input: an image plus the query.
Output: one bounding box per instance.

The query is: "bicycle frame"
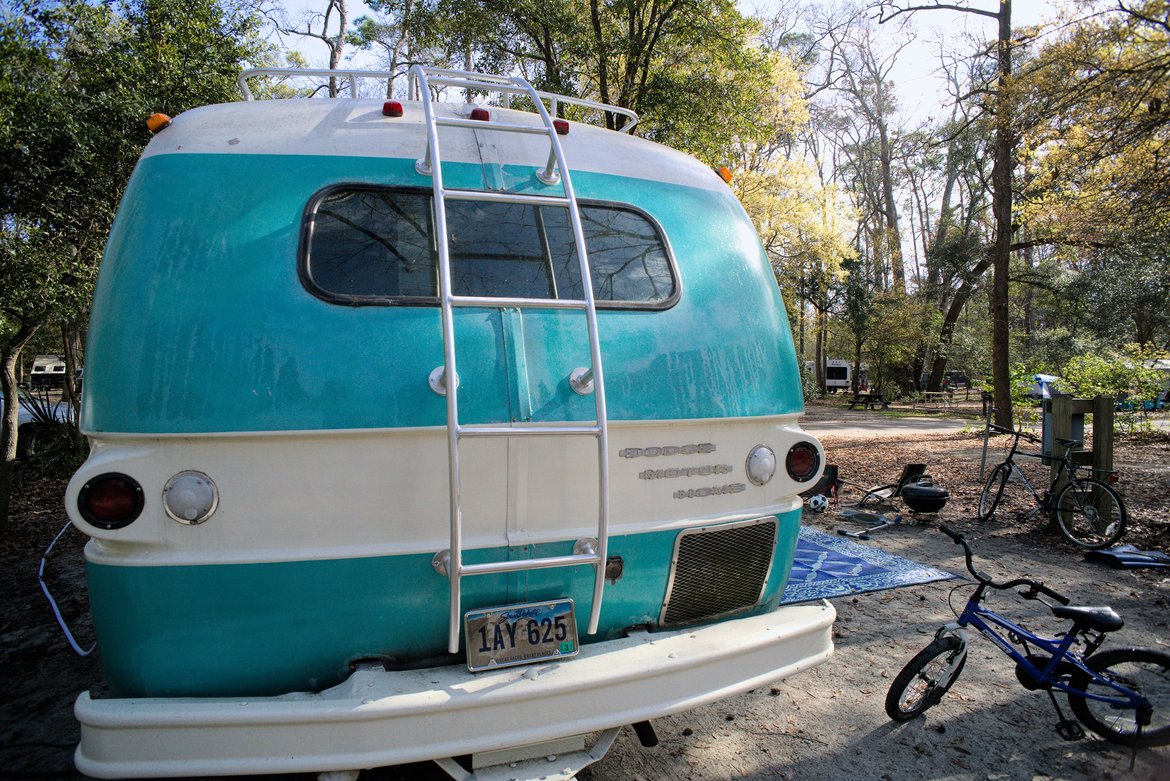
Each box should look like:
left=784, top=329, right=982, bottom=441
left=993, top=429, right=1082, bottom=515
left=941, top=589, right=1151, bottom=712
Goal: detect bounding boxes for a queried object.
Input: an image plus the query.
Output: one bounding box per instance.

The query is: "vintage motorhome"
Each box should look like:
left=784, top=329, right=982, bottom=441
left=65, top=67, right=833, bottom=779
left=30, top=354, right=67, bottom=389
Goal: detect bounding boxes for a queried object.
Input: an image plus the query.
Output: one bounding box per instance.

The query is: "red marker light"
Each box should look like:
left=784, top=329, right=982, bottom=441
left=554, top=119, right=569, bottom=135
left=78, top=473, right=145, bottom=530
left=382, top=101, right=404, bottom=117
left=470, top=107, right=490, bottom=121
left=785, top=442, right=820, bottom=482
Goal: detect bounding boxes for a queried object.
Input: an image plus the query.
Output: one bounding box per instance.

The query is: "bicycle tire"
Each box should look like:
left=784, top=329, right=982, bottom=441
left=1053, top=478, right=1126, bottom=549
left=885, top=635, right=966, bottom=721
left=1068, top=647, right=1170, bottom=746
left=977, top=463, right=1010, bottom=521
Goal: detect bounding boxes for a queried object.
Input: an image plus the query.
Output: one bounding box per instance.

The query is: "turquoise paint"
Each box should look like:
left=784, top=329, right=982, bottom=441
left=84, top=152, right=802, bottom=434
left=86, top=510, right=802, bottom=698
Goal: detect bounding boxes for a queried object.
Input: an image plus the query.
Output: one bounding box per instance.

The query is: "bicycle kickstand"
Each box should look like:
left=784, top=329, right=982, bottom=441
left=1045, top=691, right=1085, bottom=741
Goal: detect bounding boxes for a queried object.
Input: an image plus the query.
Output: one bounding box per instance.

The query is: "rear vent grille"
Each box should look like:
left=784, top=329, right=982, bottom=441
left=660, top=518, right=778, bottom=627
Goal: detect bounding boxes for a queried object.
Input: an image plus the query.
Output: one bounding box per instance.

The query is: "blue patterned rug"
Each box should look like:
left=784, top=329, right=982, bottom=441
left=781, top=526, right=956, bottom=604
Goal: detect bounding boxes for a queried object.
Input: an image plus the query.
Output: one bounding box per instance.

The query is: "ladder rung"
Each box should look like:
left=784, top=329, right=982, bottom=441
left=450, top=294, right=587, bottom=310
left=458, top=424, right=602, bottom=438
left=435, top=116, right=550, bottom=136
left=460, top=552, right=602, bottom=578
left=442, top=189, right=570, bottom=207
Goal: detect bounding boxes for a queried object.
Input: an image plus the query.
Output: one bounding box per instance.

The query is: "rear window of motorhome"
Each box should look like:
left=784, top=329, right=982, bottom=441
left=302, top=187, right=677, bottom=307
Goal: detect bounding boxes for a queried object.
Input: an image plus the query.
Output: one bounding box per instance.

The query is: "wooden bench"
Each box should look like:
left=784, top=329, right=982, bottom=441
left=848, top=393, right=889, bottom=410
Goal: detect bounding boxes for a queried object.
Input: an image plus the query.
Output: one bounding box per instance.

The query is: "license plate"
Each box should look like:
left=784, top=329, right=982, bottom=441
left=464, top=599, right=579, bottom=672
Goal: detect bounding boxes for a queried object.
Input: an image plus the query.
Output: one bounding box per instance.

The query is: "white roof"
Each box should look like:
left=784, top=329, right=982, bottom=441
left=143, top=99, right=722, bottom=191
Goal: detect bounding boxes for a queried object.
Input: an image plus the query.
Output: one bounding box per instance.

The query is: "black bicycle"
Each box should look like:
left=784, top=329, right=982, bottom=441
left=978, top=423, right=1126, bottom=549
left=886, top=525, right=1170, bottom=749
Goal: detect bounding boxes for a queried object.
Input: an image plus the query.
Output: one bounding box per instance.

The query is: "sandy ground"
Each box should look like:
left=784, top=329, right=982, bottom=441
left=3, top=410, right=1168, bottom=781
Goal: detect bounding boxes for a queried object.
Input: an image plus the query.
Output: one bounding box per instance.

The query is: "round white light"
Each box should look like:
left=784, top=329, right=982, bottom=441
left=162, top=471, right=219, bottom=525
left=745, top=445, right=777, bottom=486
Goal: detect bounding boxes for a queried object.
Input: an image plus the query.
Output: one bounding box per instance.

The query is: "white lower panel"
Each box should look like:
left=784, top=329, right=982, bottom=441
left=75, top=602, right=834, bottom=778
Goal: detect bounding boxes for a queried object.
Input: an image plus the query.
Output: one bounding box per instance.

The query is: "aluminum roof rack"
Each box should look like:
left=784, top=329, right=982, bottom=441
left=237, top=67, right=639, bottom=133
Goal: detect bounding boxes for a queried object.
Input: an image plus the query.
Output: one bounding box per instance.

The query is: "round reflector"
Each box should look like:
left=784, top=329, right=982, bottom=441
left=785, top=442, right=820, bottom=482
left=745, top=445, right=777, bottom=486
left=163, top=470, right=219, bottom=525
left=78, top=473, right=144, bottom=530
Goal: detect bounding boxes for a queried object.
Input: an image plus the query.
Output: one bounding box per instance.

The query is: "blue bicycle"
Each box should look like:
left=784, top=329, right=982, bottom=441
left=885, top=525, right=1170, bottom=748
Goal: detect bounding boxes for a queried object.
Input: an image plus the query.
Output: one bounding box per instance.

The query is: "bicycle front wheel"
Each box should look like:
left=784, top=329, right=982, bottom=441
left=978, top=463, right=1010, bottom=521
left=885, top=635, right=967, bottom=721
left=1069, top=648, right=1170, bottom=746
left=1053, top=478, right=1126, bottom=549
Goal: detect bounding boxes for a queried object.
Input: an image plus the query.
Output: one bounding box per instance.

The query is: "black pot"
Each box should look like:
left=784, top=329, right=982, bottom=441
left=901, top=482, right=949, bottom=513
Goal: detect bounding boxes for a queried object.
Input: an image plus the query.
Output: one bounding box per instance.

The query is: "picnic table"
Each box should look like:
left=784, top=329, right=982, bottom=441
left=913, top=391, right=955, bottom=408
left=848, top=393, right=890, bottom=410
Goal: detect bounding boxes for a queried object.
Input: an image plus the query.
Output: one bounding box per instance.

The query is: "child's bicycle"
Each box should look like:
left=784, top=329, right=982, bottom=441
left=978, top=423, right=1126, bottom=549
left=885, top=525, right=1170, bottom=751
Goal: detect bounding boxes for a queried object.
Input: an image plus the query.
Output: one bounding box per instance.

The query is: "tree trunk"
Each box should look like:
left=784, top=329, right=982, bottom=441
left=928, top=253, right=994, bottom=391
left=61, top=322, right=83, bottom=417
left=1, top=322, right=41, bottom=534
left=990, top=0, right=1014, bottom=429
left=878, top=124, right=904, bottom=293
left=814, top=308, right=826, bottom=395
left=852, top=336, right=863, bottom=395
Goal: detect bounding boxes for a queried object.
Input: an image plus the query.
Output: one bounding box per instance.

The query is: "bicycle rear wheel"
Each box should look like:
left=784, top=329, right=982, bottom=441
left=1069, top=648, right=1170, bottom=746
left=1053, top=478, right=1126, bottom=549
left=885, top=635, right=966, bottom=721
left=977, top=463, right=1010, bottom=521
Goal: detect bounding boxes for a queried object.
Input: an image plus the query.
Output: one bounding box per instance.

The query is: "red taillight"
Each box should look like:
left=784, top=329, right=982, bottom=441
left=78, top=473, right=144, bottom=530
left=786, top=442, right=820, bottom=482
left=554, top=119, right=569, bottom=135
left=1107, top=472, right=1119, bottom=485
left=470, top=107, right=490, bottom=121
left=382, top=101, right=404, bottom=117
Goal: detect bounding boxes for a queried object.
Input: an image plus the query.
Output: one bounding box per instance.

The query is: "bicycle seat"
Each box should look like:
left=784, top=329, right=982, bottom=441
left=1050, top=605, right=1124, bottom=632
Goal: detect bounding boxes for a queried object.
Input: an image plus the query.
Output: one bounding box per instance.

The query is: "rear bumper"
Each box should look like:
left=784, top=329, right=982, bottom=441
left=75, top=601, right=834, bottom=778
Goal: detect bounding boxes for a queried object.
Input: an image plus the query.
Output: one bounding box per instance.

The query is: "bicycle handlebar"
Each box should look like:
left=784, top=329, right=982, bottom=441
left=937, top=525, right=1070, bottom=605
left=985, top=423, right=1042, bottom=444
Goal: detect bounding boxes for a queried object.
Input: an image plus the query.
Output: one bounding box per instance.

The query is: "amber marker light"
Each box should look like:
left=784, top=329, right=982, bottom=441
left=146, top=113, right=172, bottom=133
left=718, top=166, right=733, bottom=184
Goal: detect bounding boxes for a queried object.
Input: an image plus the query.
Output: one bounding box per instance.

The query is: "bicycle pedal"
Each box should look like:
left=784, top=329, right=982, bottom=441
left=1055, top=720, right=1085, bottom=741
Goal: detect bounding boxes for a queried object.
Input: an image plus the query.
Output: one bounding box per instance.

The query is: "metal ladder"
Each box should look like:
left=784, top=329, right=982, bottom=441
left=408, top=65, right=616, bottom=654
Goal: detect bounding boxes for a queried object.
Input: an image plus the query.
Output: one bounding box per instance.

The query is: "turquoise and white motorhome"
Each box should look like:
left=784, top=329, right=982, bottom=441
left=65, top=67, right=833, bottom=779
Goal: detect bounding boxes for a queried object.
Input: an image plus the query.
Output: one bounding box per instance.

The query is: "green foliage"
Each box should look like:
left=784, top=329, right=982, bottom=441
left=14, top=389, right=87, bottom=475
left=1061, top=347, right=1164, bottom=403
left=798, top=359, right=817, bottom=404
left=999, top=362, right=1042, bottom=427
left=394, top=0, right=788, bottom=164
